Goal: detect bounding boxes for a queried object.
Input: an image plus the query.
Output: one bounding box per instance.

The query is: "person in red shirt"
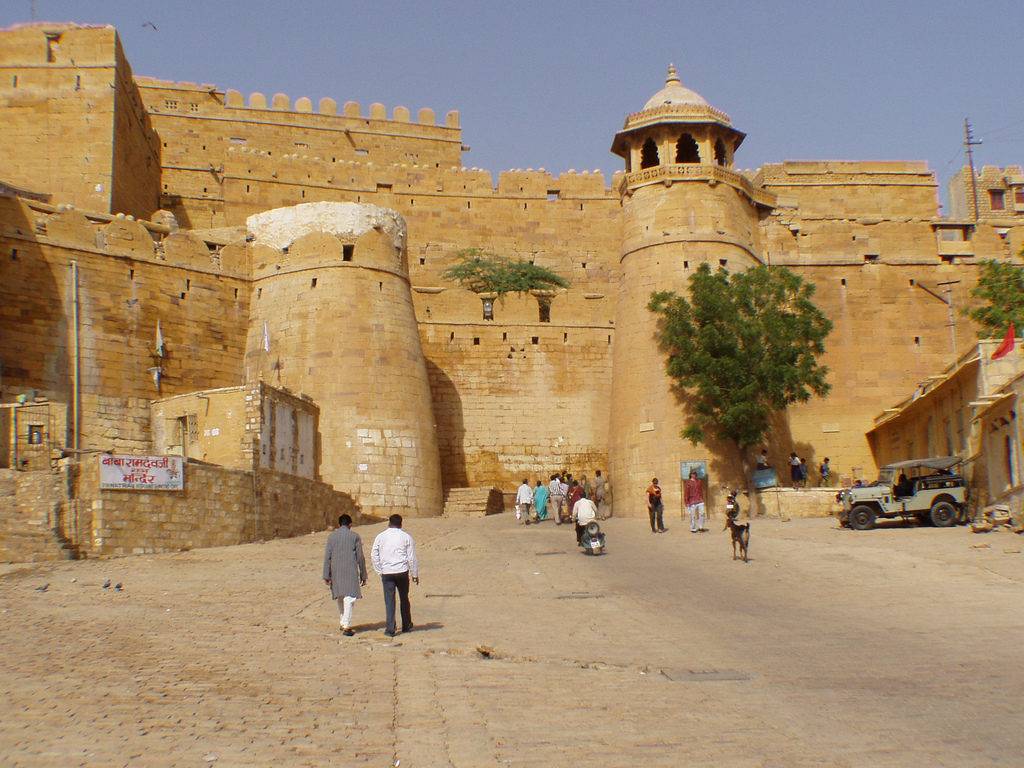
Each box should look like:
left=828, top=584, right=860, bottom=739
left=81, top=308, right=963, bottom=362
left=567, top=480, right=584, bottom=516
left=684, top=470, right=706, bottom=533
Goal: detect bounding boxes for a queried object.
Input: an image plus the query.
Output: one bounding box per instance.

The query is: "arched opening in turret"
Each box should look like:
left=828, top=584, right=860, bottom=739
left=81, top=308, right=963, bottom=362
left=675, top=133, right=700, bottom=163
left=640, top=138, right=660, bottom=169
left=714, top=138, right=727, bottom=166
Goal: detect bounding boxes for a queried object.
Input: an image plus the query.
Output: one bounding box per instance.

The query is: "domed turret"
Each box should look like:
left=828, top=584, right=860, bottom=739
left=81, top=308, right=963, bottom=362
left=611, top=64, right=749, bottom=172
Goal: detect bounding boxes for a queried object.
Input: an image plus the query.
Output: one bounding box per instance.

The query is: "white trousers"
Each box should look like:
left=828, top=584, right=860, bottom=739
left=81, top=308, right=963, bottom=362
left=336, top=595, right=358, bottom=628
left=688, top=502, right=706, bottom=532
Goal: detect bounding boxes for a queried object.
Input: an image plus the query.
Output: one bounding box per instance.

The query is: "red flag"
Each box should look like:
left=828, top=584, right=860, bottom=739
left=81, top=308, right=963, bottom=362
left=992, top=322, right=1016, bottom=360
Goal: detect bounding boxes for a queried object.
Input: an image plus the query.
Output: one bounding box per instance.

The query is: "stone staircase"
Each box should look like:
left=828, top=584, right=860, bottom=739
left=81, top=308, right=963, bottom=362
left=0, top=469, right=80, bottom=562
left=442, top=487, right=504, bottom=518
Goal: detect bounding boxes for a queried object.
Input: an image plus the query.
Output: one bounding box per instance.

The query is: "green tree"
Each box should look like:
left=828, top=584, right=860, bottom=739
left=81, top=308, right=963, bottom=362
left=965, top=258, right=1024, bottom=337
left=648, top=263, right=832, bottom=463
left=442, top=248, right=569, bottom=296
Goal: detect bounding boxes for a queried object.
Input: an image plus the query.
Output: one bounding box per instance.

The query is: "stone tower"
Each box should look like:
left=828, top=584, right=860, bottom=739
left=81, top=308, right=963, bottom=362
left=607, top=66, right=775, bottom=518
left=245, top=202, right=443, bottom=518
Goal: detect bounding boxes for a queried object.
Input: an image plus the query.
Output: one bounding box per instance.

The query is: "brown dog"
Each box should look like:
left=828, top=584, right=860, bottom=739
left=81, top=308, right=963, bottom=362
left=724, top=514, right=750, bottom=563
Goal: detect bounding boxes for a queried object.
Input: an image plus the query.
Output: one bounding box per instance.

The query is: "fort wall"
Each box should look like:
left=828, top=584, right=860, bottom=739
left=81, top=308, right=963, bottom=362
left=0, top=25, right=120, bottom=213
left=0, top=196, right=249, bottom=454
left=109, top=34, right=160, bottom=219
left=417, top=294, right=613, bottom=491
left=133, top=77, right=462, bottom=229
left=74, top=462, right=357, bottom=557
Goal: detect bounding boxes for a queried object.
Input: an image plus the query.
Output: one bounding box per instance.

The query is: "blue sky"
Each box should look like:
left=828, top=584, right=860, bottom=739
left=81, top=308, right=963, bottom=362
left=4, top=0, right=1022, bottom=207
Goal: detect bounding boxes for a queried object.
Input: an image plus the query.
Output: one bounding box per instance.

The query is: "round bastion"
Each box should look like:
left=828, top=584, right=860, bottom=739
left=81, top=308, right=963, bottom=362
left=245, top=202, right=443, bottom=518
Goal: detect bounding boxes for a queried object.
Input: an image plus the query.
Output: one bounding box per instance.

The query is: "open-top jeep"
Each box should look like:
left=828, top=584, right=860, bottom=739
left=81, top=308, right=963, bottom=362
left=838, top=457, right=967, bottom=530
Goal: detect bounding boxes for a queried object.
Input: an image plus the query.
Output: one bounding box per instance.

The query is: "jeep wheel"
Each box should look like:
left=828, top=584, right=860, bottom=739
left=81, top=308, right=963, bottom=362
left=849, top=505, right=877, bottom=531
left=930, top=501, right=957, bottom=528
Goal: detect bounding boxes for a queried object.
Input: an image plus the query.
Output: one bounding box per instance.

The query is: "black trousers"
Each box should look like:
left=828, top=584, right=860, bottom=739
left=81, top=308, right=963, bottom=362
left=649, top=503, right=664, bottom=532
left=381, top=571, right=413, bottom=634
left=575, top=522, right=585, bottom=544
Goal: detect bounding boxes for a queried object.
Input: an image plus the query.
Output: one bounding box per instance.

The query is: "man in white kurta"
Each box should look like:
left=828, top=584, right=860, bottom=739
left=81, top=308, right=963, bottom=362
left=515, top=479, right=534, bottom=524
left=322, top=513, right=367, bottom=636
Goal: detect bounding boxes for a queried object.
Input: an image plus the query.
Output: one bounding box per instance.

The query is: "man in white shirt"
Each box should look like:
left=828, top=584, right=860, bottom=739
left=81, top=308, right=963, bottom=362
left=571, top=495, right=598, bottom=546
left=371, top=514, right=419, bottom=637
left=515, top=478, right=533, bottom=525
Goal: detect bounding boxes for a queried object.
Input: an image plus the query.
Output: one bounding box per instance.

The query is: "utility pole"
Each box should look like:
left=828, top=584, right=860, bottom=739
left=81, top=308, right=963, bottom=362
left=963, top=118, right=983, bottom=222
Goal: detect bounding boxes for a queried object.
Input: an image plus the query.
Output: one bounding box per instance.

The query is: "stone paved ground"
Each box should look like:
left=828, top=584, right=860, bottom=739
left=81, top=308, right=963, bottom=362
left=1, top=513, right=1022, bottom=767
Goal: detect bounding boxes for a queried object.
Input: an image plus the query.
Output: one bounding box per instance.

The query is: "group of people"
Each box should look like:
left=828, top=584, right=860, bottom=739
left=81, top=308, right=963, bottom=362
left=756, top=449, right=832, bottom=488
left=515, top=470, right=608, bottom=546
left=322, top=513, right=418, bottom=638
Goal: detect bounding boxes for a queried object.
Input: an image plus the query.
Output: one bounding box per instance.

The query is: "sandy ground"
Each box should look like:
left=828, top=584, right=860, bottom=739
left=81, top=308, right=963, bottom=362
left=1, top=512, right=1022, bottom=767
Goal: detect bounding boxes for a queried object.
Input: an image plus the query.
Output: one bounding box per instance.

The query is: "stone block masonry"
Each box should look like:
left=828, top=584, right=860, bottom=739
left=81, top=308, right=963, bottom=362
left=74, top=461, right=358, bottom=557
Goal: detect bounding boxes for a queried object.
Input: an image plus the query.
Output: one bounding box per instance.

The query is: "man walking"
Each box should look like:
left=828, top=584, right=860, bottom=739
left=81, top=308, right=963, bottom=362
left=684, top=470, right=706, bottom=533
left=593, top=469, right=607, bottom=518
left=515, top=478, right=534, bottom=525
left=549, top=474, right=565, bottom=524
left=371, top=514, right=419, bottom=637
left=322, top=513, right=367, bottom=636
left=646, top=478, right=665, bottom=533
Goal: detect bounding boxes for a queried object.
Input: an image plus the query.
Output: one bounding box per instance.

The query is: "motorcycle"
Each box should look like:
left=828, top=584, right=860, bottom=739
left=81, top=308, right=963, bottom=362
left=580, top=521, right=606, bottom=555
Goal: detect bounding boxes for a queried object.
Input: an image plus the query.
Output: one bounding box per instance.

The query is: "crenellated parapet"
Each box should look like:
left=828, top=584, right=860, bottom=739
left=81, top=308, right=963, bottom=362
left=134, top=76, right=459, bottom=130
left=223, top=146, right=618, bottom=199
left=0, top=195, right=249, bottom=278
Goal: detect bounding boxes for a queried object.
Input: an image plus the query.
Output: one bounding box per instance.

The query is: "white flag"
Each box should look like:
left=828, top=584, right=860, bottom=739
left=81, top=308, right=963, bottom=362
left=155, top=320, right=165, bottom=357
left=262, top=321, right=271, bottom=352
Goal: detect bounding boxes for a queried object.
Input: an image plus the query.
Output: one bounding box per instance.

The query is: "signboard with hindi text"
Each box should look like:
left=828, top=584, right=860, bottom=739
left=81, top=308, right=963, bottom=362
left=99, top=455, right=184, bottom=491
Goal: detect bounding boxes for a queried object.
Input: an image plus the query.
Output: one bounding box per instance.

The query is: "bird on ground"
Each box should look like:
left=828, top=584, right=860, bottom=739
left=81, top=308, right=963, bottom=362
left=114, top=583, right=123, bottom=592
left=102, top=580, right=111, bottom=589
left=34, top=583, right=48, bottom=592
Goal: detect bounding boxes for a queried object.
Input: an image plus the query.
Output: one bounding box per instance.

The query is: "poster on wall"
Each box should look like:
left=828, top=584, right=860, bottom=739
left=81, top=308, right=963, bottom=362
left=99, top=455, right=184, bottom=491
left=679, top=460, right=708, bottom=481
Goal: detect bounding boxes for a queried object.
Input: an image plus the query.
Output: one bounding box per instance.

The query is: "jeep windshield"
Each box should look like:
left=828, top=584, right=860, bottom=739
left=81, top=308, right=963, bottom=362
left=877, top=456, right=962, bottom=485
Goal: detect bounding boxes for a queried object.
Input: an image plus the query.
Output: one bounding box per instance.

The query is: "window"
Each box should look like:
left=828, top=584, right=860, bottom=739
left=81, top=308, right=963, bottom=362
left=342, top=245, right=354, bottom=262
left=27, top=425, right=44, bottom=445
left=44, top=32, right=61, bottom=63
left=714, top=139, right=727, bottom=166
left=1015, top=188, right=1024, bottom=206
left=229, top=137, right=247, bottom=144
left=640, top=138, right=659, bottom=169
left=482, top=298, right=494, bottom=321
left=990, top=189, right=1006, bottom=211
left=675, top=133, right=699, bottom=163
left=538, top=298, right=551, bottom=323
left=11, top=75, right=17, bottom=88
left=189, top=102, right=199, bottom=113
left=164, top=99, right=178, bottom=110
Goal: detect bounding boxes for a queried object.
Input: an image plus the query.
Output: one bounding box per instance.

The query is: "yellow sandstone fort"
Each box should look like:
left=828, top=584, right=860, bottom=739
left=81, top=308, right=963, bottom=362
left=2, top=23, right=1023, bottom=559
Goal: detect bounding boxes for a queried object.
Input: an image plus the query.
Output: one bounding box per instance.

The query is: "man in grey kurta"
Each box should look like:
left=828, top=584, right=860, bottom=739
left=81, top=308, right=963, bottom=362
left=322, top=514, right=367, bottom=636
